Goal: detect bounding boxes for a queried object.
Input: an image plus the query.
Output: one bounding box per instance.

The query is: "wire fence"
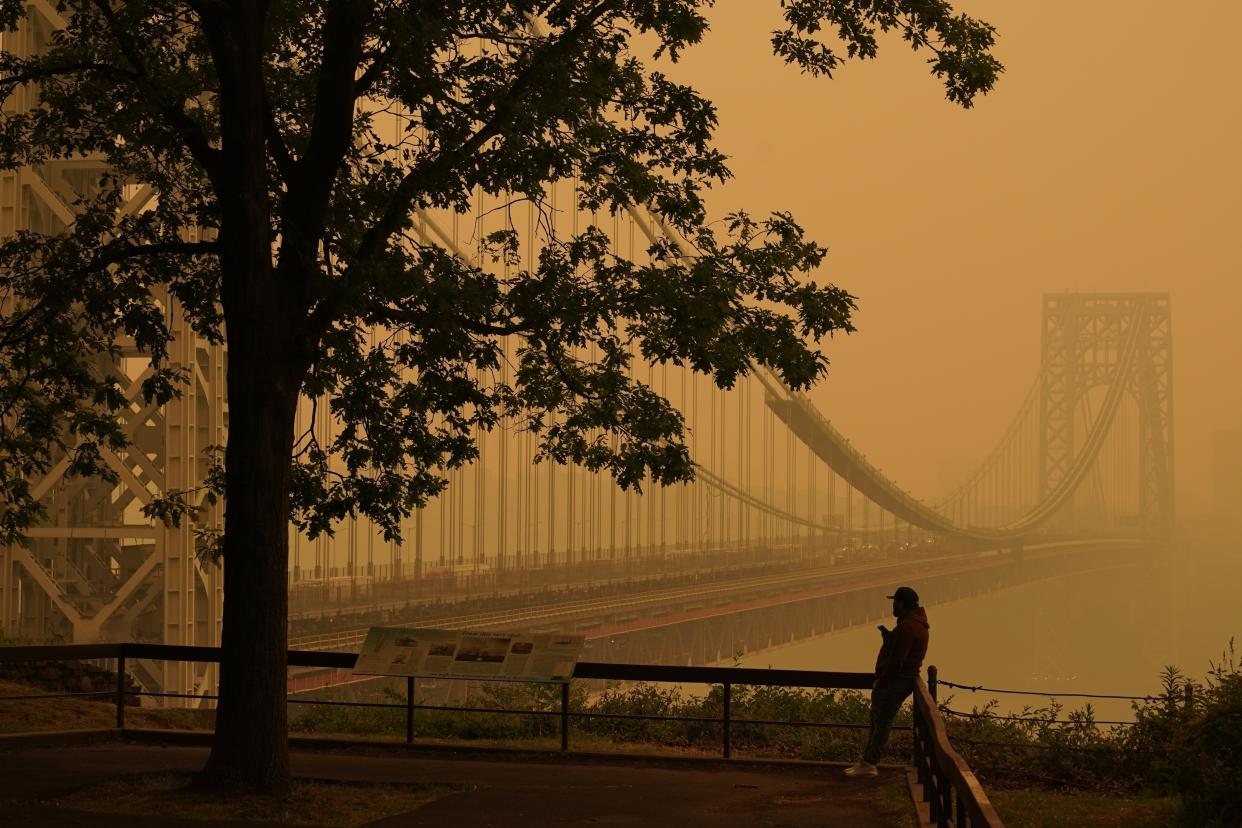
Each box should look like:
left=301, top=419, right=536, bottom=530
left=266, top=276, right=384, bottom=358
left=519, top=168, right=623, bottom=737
left=933, top=673, right=1200, bottom=730
left=954, top=737, right=1123, bottom=754
left=937, top=706, right=1137, bottom=726
left=936, top=678, right=1161, bottom=701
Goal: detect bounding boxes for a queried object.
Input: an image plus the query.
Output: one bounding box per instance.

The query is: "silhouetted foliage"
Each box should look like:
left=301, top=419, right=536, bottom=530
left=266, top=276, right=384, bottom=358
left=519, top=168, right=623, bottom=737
left=1161, top=643, right=1242, bottom=826
left=0, top=0, right=1001, bottom=790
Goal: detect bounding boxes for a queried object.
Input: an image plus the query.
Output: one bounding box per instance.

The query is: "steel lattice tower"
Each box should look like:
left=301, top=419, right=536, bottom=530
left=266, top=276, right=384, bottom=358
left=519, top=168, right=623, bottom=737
left=0, top=6, right=224, bottom=699
left=1038, top=293, right=1173, bottom=536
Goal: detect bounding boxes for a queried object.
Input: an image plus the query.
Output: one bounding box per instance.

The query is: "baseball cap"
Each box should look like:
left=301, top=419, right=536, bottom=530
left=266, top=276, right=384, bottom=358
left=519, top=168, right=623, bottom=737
left=886, top=586, right=919, bottom=604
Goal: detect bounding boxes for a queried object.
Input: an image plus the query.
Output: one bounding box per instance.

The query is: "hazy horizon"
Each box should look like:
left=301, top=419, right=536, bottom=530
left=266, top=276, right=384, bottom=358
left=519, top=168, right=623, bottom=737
left=663, top=0, right=1241, bottom=512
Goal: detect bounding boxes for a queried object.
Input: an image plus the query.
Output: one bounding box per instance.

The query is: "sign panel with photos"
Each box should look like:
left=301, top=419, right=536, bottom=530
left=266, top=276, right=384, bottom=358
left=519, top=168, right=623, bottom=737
left=352, top=627, right=586, bottom=682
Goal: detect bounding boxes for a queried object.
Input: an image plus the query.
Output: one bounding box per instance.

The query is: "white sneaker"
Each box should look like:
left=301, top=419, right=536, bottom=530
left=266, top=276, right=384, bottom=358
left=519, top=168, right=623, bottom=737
left=843, top=760, right=878, bottom=777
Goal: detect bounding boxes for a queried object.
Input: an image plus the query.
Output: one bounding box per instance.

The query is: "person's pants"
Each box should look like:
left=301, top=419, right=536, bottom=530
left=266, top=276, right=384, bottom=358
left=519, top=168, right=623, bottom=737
left=862, top=677, right=915, bottom=764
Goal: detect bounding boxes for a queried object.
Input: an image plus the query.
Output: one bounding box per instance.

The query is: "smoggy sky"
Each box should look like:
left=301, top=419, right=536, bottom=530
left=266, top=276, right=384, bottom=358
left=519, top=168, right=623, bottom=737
left=659, top=0, right=1241, bottom=512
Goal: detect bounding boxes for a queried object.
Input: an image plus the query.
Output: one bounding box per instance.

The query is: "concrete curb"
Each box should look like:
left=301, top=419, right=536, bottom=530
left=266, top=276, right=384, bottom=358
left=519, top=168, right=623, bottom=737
left=115, top=727, right=915, bottom=775
left=0, top=728, right=117, bottom=751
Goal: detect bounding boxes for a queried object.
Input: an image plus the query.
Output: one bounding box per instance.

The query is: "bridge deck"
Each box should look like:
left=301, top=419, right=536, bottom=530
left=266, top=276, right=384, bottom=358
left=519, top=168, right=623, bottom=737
left=0, top=741, right=915, bottom=827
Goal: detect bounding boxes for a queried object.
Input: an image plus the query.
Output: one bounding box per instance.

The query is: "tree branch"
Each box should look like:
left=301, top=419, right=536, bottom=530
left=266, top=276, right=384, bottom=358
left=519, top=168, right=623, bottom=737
left=262, top=87, right=297, bottom=183
left=307, top=1, right=620, bottom=338
left=352, top=10, right=448, bottom=100
left=291, top=0, right=373, bottom=226
left=89, top=0, right=224, bottom=186
left=539, top=343, right=605, bottom=403
left=354, top=1, right=621, bottom=264
left=0, top=61, right=139, bottom=104
left=0, top=239, right=218, bottom=348
left=92, top=239, right=221, bottom=267
left=367, top=303, right=531, bottom=337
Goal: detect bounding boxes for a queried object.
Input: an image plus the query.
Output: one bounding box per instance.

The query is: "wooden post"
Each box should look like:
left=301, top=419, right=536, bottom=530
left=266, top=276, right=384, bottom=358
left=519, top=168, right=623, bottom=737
left=939, top=768, right=952, bottom=828
left=911, top=699, right=921, bottom=771
left=722, top=683, right=731, bottom=758
left=927, top=665, right=938, bottom=702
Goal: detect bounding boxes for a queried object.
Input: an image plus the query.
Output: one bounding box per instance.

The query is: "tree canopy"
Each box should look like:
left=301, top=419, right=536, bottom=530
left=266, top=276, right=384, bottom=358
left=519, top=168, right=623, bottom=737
left=0, top=0, right=1001, bottom=790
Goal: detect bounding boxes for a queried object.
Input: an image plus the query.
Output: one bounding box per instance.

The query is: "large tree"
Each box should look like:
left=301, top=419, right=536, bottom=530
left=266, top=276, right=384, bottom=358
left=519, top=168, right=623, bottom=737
left=0, top=0, right=1000, bottom=791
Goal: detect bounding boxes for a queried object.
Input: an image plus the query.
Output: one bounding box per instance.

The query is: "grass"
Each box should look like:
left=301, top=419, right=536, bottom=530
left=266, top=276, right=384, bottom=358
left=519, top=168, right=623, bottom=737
left=48, top=772, right=464, bottom=827
left=6, top=676, right=1203, bottom=828
left=0, top=679, right=214, bottom=733
left=879, top=773, right=920, bottom=827
left=988, top=787, right=1183, bottom=828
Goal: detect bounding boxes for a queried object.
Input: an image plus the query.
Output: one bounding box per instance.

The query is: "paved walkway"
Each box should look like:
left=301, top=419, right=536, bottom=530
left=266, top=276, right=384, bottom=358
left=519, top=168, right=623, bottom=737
left=0, top=740, right=913, bottom=827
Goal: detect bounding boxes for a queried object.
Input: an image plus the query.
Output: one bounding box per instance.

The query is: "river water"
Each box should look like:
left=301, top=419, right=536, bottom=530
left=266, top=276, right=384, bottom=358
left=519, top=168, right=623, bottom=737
left=735, top=540, right=1242, bottom=722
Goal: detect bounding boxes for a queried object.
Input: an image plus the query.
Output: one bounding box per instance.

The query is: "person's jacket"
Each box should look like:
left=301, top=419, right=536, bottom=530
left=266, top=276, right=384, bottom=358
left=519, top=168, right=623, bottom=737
left=873, top=606, right=930, bottom=685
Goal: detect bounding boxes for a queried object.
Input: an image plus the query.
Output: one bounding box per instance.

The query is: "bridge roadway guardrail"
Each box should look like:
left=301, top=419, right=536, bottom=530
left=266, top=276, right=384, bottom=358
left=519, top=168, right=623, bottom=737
left=0, top=642, right=1002, bottom=827
left=289, top=547, right=1002, bottom=652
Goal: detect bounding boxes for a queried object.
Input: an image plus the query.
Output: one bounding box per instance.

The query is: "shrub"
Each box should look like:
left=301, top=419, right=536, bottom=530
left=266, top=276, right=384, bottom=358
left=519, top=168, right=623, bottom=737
left=1172, top=642, right=1242, bottom=826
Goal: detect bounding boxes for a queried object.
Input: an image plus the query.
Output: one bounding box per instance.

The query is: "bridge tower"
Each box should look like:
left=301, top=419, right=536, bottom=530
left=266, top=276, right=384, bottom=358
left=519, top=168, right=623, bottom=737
left=1038, top=293, right=1173, bottom=536
left=0, top=6, right=224, bottom=699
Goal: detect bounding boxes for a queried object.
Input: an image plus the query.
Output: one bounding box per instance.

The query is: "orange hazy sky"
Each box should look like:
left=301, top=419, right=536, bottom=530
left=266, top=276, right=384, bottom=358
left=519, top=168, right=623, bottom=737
left=663, top=0, right=1241, bottom=511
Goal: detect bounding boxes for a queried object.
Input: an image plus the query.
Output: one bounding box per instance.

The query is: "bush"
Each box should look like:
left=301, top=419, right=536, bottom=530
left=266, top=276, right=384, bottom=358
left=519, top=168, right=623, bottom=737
left=943, top=642, right=1242, bottom=827
left=945, top=697, right=1133, bottom=792
left=289, top=680, right=908, bottom=761
left=1172, top=642, right=1242, bottom=826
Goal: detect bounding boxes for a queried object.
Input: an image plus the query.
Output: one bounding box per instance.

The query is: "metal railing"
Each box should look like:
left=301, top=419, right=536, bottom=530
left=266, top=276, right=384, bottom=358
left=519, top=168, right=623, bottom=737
left=914, top=666, right=1005, bottom=827
left=1, top=643, right=877, bottom=752
left=1, top=644, right=1003, bottom=825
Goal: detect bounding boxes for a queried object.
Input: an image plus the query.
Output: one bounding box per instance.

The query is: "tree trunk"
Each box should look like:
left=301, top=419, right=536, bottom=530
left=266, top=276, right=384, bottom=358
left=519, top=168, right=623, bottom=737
left=195, top=5, right=306, bottom=794
left=200, top=319, right=303, bottom=793
left=200, top=329, right=303, bottom=792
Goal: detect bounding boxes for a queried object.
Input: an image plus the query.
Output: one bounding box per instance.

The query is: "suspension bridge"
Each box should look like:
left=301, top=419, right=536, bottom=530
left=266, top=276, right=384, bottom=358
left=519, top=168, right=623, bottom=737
left=0, top=2, right=1173, bottom=704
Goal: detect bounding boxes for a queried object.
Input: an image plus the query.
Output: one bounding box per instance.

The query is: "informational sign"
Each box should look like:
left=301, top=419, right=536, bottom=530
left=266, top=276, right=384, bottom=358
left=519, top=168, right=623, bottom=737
left=352, top=627, right=585, bottom=682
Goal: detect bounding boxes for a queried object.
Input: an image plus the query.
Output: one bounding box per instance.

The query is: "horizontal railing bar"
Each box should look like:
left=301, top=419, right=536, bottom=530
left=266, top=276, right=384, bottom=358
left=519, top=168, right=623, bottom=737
left=112, top=697, right=907, bottom=733
left=733, top=718, right=911, bottom=732
left=0, top=644, right=876, bottom=690
left=121, top=643, right=230, bottom=663
left=285, top=697, right=433, bottom=711
left=572, top=662, right=875, bottom=688
left=285, top=699, right=562, bottom=716
left=0, top=643, right=124, bottom=661
left=568, top=710, right=719, bottom=724
left=0, top=690, right=116, bottom=701
left=153, top=695, right=910, bottom=730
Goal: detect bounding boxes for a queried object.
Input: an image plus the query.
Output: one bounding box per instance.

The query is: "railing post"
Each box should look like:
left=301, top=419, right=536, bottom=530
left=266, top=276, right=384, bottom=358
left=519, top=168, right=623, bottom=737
left=560, top=681, right=570, bottom=752
left=911, top=698, right=922, bottom=770
left=115, top=651, right=126, bottom=730
left=406, top=676, right=415, bottom=743
left=938, top=766, right=952, bottom=828
left=722, top=682, right=731, bottom=759
left=927, top=665, right=938, bottom=702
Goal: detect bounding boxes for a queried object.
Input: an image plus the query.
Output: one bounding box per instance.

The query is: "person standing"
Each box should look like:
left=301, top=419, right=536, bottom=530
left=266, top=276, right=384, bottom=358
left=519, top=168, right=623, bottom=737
left=844, top=586, right=930, bottom=777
